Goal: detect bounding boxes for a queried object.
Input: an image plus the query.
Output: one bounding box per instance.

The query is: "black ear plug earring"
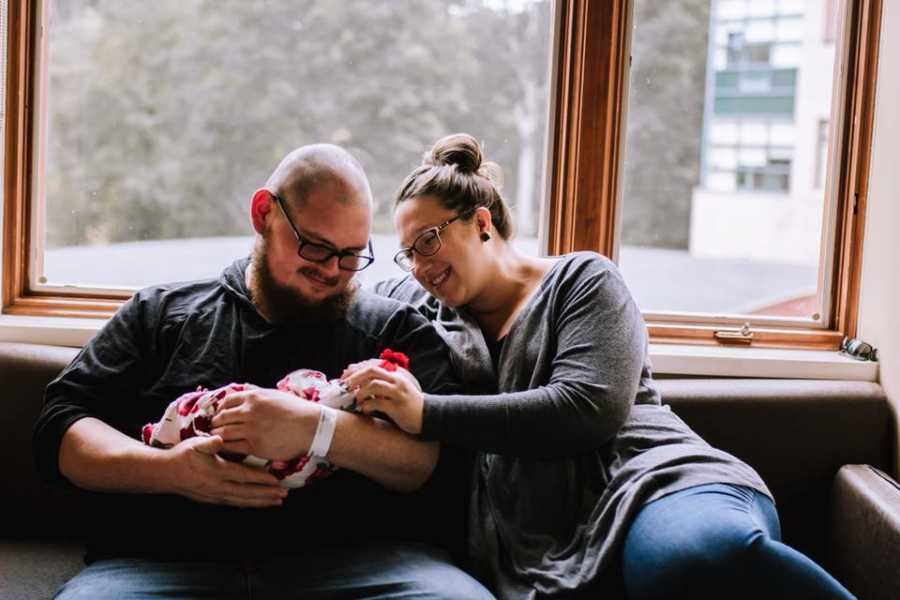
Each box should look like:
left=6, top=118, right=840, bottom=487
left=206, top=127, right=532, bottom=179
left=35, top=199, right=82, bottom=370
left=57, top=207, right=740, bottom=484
left=480, top=232, right=491, bottom=242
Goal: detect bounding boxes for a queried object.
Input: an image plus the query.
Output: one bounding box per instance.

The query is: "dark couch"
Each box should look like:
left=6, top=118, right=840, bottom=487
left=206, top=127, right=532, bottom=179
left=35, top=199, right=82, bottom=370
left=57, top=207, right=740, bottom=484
left=1, top=341, right=898, bottom=599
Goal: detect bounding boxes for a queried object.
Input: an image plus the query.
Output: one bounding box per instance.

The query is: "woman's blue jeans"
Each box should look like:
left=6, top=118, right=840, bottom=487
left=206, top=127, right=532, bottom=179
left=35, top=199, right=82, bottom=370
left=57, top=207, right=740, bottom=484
left=622, top=483, right=855, bottom=599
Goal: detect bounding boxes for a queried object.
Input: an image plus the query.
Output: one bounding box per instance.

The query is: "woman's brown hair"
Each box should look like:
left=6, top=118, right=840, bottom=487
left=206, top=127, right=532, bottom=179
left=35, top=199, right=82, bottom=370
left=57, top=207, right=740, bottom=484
left=394, top=133, right=514, bottom=240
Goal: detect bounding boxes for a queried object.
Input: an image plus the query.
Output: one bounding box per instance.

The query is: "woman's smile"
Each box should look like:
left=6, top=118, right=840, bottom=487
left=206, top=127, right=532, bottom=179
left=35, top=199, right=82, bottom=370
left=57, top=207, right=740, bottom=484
left=428, top=266, right=452, bottom=289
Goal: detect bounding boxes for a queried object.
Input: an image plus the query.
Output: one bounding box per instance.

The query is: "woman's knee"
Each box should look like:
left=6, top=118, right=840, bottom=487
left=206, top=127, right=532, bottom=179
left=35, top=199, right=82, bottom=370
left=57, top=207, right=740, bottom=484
left=625, top=531, right=760, bottom=589
left=622, top=493, right=770, bottom=599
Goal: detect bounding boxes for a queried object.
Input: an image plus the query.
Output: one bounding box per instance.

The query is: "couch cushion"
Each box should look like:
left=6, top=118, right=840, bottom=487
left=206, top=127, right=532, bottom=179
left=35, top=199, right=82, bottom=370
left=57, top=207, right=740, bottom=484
left=829, top=464, right=900, bottom=600
left=0, top=537, right=84, bottom=600
left=658, top=378, right=893, bottom=566
left=0, top=342, right=88, bottom=534
left=3, top=342, right=893, bottom=571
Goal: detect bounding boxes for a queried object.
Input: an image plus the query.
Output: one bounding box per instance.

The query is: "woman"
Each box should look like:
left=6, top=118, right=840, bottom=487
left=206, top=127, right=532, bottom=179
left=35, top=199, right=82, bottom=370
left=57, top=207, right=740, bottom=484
left=343, top=134, right=854, bottom=599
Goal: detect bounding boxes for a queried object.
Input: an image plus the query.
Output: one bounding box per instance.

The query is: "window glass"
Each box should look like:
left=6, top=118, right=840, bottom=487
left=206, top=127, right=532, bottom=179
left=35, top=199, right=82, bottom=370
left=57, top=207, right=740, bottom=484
left=619, top=0, right=841, bottom=319
left=41, top=0, right=553, bottom=289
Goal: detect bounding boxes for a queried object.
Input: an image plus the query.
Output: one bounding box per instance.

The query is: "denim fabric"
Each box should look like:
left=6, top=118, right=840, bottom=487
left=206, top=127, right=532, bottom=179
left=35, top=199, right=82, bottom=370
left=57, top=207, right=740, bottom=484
left=622, top=483, right=855, bottom=600
left=54, top=542, right=494, bottom=600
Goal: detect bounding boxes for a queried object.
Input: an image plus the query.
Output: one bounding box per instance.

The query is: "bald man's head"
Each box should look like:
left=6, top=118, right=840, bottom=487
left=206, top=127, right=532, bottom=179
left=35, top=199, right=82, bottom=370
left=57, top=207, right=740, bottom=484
left=266, top=144, right=372, bottom=209
left=246, top=144, right=373, bottom=324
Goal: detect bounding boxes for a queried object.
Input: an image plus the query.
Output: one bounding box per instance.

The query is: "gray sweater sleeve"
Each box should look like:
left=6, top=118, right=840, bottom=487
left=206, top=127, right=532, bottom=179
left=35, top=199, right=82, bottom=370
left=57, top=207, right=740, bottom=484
left=420, top=257, right=646, bottom=458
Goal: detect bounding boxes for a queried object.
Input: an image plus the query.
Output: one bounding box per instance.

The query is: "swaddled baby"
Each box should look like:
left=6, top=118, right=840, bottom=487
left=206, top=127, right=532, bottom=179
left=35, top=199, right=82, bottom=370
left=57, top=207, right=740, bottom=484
left=142, top=349, right=410, bottom=488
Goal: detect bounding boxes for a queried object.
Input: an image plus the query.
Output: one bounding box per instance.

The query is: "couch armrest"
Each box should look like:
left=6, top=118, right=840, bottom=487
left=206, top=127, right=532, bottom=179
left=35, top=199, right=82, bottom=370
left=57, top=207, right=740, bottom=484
left=829, top=464, right=900, bottom=600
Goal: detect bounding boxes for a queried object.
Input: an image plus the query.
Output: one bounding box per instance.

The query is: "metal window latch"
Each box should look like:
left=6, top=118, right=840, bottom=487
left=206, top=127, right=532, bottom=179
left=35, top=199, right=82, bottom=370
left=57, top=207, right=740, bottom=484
left=714, top=322, right=754, bottom=345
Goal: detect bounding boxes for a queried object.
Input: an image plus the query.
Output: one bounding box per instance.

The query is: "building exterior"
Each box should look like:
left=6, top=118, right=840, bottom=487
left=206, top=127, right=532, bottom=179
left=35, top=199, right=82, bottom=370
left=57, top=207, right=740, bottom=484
left=691, top=0, right=839, bottom=266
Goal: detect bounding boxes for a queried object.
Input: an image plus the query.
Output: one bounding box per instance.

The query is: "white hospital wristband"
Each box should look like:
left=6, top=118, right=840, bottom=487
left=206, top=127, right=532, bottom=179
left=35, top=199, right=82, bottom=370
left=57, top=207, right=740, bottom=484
left=308, top=406, right=338, bottom=459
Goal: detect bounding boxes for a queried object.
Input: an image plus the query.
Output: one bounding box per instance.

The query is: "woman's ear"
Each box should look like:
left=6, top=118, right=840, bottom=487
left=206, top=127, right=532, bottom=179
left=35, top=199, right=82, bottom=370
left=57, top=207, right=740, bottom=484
left=250, top=188, right=273, bottom=234
left=473, top=206, right=493, bottom=239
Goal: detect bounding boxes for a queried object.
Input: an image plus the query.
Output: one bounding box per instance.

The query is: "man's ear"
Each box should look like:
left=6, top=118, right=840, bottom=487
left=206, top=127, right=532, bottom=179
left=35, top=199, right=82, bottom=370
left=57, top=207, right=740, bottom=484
left=250, top=188, right=273, bottom=234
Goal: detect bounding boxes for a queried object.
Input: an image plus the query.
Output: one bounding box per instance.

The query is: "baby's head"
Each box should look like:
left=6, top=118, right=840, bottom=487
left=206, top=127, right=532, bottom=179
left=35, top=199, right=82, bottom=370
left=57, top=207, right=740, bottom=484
left=276, top=369, right=356, bottom=410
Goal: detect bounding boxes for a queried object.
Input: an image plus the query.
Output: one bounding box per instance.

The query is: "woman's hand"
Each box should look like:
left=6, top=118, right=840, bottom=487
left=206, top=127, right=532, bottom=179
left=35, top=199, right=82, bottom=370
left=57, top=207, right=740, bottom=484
left=341, top=364, right=425, bottom=434
left=209, top=387, right=320, bottom=460
left=341, top=359, right=422, bottom=392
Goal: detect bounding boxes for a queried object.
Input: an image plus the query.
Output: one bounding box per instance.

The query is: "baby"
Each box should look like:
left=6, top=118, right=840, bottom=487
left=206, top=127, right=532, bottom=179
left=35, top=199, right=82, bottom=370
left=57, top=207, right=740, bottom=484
left=142, top=349, right=410, bottom=488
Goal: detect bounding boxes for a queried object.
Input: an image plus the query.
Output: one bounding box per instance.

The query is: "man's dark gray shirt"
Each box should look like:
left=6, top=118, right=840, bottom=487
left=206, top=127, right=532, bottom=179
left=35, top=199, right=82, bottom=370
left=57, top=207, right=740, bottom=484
left=33, top=257, right=467, bottom=563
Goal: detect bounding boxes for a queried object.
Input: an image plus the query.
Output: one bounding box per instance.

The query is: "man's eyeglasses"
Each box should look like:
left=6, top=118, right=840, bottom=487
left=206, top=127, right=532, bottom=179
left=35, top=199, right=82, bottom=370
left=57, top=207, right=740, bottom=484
left=393, top=210, right=474, bottom=272
left=840, top=337, right=878, bottom=362
left=272, top=192, right=375, bottom=272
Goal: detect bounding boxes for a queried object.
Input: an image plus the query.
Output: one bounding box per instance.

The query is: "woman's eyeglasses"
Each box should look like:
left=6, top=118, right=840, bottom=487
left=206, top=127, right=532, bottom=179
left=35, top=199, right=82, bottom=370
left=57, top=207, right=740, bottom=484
left=393, top=210, right=474, bottom=272
left=272, top=192, right=375, bottom=272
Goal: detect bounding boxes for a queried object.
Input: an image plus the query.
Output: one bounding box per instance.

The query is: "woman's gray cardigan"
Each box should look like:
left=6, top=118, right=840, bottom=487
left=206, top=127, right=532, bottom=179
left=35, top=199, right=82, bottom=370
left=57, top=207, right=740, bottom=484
left=376, top=252, right=771, bottom=599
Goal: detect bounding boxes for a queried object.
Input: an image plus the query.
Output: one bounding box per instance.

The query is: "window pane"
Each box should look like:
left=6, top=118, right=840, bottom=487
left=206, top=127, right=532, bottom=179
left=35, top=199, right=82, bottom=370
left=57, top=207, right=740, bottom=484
left=42, top=0, right=552, bottom=289
left=619, top=0, right=841, bottom=319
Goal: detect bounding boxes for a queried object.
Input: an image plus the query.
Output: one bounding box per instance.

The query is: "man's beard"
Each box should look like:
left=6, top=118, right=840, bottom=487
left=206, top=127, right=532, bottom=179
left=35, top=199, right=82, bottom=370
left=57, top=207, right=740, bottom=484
left=247, top=236, right=357, bottom=326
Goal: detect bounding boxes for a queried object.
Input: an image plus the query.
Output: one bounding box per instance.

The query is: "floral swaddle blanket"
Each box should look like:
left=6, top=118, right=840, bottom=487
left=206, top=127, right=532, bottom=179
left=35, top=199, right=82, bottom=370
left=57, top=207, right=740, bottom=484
left=142, top=349, right=410, bottom=489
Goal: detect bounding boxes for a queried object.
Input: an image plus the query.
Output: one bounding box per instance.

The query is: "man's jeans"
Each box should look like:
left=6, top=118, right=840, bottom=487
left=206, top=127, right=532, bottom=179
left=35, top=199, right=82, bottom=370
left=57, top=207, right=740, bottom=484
left=622, top=483, right=856, bottom=599
left=55, top=542, right=494, bottom=599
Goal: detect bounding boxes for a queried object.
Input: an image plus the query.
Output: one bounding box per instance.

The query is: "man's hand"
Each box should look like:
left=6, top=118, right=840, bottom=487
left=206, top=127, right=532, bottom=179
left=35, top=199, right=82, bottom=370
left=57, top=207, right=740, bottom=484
left=341, top=364, right=425, bottom=434
left=165, top=435, right=288, bottom=508
left=209, top=387, right=320, bottom=460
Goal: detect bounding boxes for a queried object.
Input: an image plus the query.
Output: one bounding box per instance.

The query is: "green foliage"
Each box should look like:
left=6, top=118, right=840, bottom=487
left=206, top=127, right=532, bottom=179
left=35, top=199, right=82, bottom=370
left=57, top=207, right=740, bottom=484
left=44, top=0, right=552, bottom=247
left=620, top=0, right=709, bottom=249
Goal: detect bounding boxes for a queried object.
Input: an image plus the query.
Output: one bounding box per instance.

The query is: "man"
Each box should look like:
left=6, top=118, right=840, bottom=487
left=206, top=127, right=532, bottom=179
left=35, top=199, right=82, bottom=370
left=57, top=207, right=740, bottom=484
left=33, top=145, right=491, bottom=599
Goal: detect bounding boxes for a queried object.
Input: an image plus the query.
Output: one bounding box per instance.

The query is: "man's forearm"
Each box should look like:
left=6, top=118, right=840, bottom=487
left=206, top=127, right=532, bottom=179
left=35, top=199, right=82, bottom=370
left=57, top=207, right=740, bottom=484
left=327, top=411, right=439, bottom=493
left=58, top=417, right=172, bottom=494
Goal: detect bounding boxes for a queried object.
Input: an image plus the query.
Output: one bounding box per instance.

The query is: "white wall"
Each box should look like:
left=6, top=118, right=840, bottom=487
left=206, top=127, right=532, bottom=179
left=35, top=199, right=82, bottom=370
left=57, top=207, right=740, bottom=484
left=857, top=0, right=900, bottom=476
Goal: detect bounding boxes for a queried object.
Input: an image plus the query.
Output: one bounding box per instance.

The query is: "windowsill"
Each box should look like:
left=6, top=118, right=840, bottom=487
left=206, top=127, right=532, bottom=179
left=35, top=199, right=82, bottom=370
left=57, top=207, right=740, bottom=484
left=650, top=343, right=879, bottom=381
left=0, top=313, right=107, bottom=348
left=0, top=313, right=880, bottom=382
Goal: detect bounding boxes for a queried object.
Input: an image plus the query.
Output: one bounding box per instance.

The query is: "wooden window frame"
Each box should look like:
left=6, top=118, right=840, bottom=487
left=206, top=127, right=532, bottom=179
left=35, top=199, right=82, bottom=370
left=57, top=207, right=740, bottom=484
left=2, top=0, right=122, bottom=317
left=2, top=0, right=883, bottom=350
left=545, top=0, right=881, bottom=350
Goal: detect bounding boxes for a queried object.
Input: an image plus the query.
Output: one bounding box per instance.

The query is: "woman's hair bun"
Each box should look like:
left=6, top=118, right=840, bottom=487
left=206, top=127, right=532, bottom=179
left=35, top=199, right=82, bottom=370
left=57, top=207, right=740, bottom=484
left=426, top=133, right=482, bottom=173
left=477, top=161, right=504, bottom=191
left=398, top=132, right=513, bottom=240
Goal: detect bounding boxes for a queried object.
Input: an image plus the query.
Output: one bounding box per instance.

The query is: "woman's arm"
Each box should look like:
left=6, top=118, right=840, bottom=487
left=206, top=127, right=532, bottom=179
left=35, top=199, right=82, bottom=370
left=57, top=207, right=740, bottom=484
left=360, top=257, right=647, bottom=458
